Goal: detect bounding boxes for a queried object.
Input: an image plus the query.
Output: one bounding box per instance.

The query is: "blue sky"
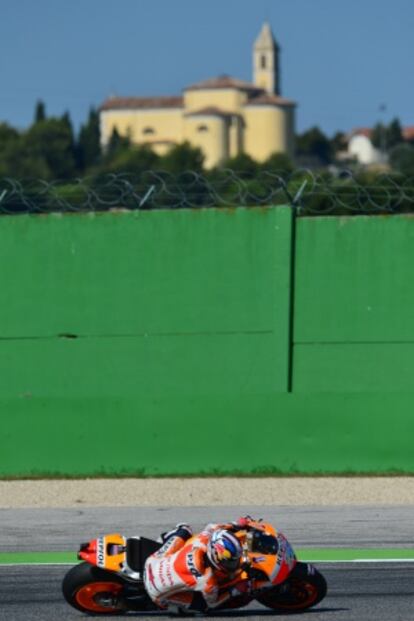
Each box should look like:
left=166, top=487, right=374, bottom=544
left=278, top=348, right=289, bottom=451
left=1, top=0, right=413, bottom=136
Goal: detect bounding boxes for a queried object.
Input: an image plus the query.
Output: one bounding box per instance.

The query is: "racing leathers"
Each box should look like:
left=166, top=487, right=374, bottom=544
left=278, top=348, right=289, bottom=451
left=143, top=522, right=246, bottom=612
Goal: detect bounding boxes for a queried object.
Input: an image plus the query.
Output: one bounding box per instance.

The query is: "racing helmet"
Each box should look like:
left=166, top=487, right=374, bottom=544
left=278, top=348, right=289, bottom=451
left=207, top=529, right=242, bottom=573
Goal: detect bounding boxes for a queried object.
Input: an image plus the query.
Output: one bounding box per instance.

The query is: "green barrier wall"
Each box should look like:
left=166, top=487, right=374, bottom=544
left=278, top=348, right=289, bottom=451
left=1, top=208, right=414, bottom=476
left=0, top=207, right=294, bottom=476
left=293, top=215, right=414, bottom=391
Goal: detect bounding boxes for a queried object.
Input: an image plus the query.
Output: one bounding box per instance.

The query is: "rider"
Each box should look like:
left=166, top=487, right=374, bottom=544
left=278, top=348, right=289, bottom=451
left=143, top=520, right=250, bottom=613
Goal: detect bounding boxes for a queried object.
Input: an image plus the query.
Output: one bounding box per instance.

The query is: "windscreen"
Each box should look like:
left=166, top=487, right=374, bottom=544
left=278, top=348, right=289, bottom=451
left=251, top=531, right=279, bottom=555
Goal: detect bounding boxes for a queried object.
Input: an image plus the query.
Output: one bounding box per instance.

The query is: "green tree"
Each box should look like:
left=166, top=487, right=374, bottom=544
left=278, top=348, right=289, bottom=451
left=160, top=141, right=204, bottom=174
left=0, top=123, right=21, bottom=176
left=34, top=100, right=46, bottom=123
left=262, top=152, right=293, bottom=174
left=77, top=107, right=101, bottom=172
left=105, top=127, right=131, bottom=161
left=330, top=131, right=347, bottom=155
left=0, top=122, right=50, bottom=178
left=371, top=122, right=386, bottom=150
left=101, top=144, right=160, bottom=174
left=0, top=141, right=50, bottom=178
left=296, top=126, right=333, bottom=164
left=25, top=117, right=77, bottom=179
left=221, top=152, right=259, bottom=175
left=372, top=118, right=403, bottom=152
left=61, top=111, right=77, bottom=168
left=61, top=110, right=73, bottom=131
left=389, top=144, right=414, bottom=176
left=387, top=118, right=403, bottom=149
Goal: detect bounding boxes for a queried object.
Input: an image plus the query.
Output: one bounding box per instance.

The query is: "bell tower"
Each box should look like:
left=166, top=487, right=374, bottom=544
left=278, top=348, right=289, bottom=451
left=253, top=22, right=280, bottom=95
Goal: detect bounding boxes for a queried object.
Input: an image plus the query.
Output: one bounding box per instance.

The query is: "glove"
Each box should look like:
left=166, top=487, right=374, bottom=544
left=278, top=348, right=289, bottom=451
left=161, top=523, right=193, bottom=542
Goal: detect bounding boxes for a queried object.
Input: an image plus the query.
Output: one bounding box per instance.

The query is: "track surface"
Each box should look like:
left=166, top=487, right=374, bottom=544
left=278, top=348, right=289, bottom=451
left=1, top=563, right=413, bottom=621
left=1, top=505, right=413, bottom=620
left=2, top=505, right=413, bottom=551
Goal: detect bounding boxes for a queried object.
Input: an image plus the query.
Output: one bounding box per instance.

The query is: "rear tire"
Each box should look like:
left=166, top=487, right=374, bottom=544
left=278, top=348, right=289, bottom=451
left=256, top=562, right=327, bottom=613
left=62, top=562, right=127, bottom=615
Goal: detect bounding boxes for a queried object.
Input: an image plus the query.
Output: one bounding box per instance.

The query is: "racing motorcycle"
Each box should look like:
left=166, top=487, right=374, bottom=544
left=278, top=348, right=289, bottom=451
left=62, top=518, right=327, bottom=615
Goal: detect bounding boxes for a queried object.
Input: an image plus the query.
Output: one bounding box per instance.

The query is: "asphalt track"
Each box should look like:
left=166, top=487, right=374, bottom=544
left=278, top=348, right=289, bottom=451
left=1, top=506, right=413, bottom=620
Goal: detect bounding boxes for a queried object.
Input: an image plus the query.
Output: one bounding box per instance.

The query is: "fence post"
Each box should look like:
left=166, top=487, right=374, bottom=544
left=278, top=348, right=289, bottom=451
left=287, top=203, right=297, bottom=392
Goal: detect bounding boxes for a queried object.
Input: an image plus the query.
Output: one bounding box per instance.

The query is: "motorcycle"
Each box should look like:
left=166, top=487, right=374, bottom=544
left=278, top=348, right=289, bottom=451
left=62, top=518, right=327, bottom=615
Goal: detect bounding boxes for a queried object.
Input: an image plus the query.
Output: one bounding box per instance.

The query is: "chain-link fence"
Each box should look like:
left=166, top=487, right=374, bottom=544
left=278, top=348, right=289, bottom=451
left=0, top=169, right=414, bottom=216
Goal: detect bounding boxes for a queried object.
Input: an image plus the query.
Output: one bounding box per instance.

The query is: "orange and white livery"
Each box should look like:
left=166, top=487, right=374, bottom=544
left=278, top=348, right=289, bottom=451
left=143, top=523, right=235, bottom=611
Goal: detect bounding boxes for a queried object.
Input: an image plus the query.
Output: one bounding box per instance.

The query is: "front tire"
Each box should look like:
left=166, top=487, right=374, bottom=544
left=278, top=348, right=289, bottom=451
left=256, top=562, right=327, bottom=613
left=62, top=562, right=127, bottom=615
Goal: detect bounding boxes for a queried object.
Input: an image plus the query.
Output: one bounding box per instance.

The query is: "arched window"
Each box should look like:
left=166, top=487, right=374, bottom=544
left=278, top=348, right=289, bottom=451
left=261, top=54, right=267, bottom=69
left=197, top=124, right=209, bottom=133
left=143, top=127, right=155, bottom=135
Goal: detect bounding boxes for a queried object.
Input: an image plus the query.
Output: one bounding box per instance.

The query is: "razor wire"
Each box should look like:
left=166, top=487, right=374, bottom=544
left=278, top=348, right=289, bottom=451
left=0, top=169, right=413, bottom=216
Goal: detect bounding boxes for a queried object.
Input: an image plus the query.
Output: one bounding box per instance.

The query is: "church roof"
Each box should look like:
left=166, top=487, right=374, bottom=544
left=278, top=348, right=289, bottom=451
left=349, top=126, right=414, bottom=142
left=101, top=96, right=184, bottom=111
left=349, top=127, right=372, bottom=138
left=185, top=106, right=237, bottom=118
left=254, top=21, right=279, bottom=50
left=245, top=93, right=296, bottom=107
left=185, top=75, right=262, bottom=93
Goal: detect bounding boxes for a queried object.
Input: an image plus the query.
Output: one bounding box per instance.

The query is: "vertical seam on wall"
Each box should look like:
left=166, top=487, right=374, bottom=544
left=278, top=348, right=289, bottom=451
left=287, top=206, right=297, bottom=393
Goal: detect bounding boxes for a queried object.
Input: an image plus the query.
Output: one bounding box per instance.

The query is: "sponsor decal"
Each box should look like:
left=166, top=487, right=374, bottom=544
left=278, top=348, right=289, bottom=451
left=187, top=552, right=202, bottom=577
left=158, top=560, right=167, bottom=587
left=284, top=543, right=296, bottom=570
left=269, top=535, right=296, bottom=582
left=97, top=537, right=105, bottom=568
left=162, top=557, right=174, bottom=586
left=147, top=564, right=160, bottom=591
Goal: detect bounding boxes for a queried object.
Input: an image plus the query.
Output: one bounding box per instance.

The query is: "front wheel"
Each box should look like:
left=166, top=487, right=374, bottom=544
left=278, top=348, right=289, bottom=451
left=62, top=562, right=129, bottom=615
left=256, top=562, right=327, bottom=613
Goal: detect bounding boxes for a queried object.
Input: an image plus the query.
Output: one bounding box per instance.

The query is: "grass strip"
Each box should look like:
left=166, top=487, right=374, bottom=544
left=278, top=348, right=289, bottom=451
left=1, top=548, right=414, bottom=565
left=298, top=548, right=414, bottom=561
left=1, top=471, right=414, bottom=479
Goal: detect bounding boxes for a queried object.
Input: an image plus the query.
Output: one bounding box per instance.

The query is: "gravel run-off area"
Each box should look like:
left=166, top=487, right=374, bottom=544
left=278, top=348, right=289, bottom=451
left=0, top=477, right=413, bottom=508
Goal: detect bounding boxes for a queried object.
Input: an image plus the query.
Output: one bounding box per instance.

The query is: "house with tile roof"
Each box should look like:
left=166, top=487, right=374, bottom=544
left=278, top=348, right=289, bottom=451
left=100, top=23, right=296, bottom=168
left=344, top=126, right=414, bottom=165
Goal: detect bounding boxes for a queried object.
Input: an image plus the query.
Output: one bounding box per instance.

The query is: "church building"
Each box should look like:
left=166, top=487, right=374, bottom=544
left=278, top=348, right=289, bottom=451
left=100, top=23, right=296, bottom=168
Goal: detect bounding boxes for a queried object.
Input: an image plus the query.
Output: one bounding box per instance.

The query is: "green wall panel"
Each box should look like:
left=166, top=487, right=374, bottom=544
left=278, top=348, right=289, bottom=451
left=2, top=393, right=413, bottom=476
left=0, top=208, right=291, bottom=338
left=294, top=343, right=414, bottom=391
left=295, top=215, right=414, bottom=343
left=293, top=214, right=414, bottom=394
left=0, top=335, right=279, bottom=399
left=0, top=206, right=296, bottom=475
left=2, top=207, right=414, bottom=475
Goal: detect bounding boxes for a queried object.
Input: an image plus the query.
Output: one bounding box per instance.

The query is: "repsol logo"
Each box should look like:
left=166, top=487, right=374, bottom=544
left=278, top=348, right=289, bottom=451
left=187, top=553, right=201, bottom=577
left=97, top=537, right=105, bottom=567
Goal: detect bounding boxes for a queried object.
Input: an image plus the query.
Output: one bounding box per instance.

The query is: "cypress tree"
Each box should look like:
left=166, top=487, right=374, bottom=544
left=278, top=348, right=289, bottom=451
left=77, top=107, right=101, bottom=172
left=34, top=100, right=46, bottom=123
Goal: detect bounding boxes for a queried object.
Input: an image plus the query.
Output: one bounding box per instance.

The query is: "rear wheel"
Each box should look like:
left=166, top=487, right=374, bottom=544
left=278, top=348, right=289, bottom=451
left=256, top=562, right=327, bottom=613
left=62, top=562, right=127, bottom=615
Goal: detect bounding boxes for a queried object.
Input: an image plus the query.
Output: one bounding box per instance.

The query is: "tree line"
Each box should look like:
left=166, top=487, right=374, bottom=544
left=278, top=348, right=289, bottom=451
left=1, top=100, right=413, bottom=179
left=0, top=100, right=292, bottom=179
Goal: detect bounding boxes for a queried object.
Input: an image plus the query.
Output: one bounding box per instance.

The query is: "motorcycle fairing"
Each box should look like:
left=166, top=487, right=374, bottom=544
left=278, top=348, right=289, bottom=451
left=241, top=523, right=297, bottom=587
left=78, top=533, right=126, bottom=571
